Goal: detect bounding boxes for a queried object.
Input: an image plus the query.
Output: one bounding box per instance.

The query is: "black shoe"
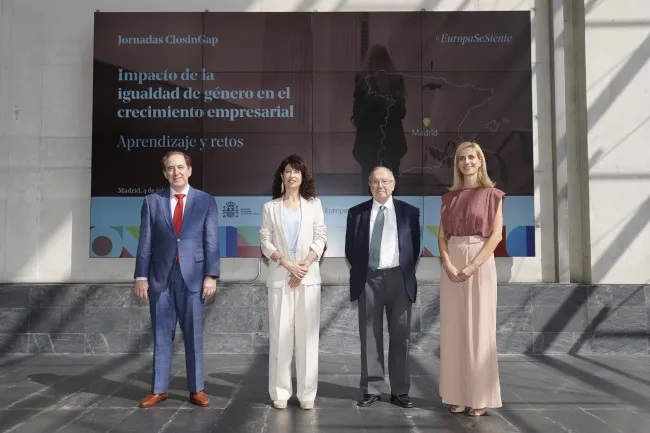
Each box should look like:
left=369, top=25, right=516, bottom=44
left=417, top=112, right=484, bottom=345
left=390, top=394, right=413, bottom=408
left=357, top=394, right=381, bottom=407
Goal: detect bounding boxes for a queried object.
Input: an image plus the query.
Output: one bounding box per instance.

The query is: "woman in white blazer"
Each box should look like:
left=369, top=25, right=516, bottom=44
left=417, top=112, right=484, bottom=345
left=260, top=154, right=327, bottom=410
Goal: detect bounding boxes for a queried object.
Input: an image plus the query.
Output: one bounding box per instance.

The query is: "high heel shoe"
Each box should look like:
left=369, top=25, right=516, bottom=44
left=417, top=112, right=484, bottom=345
left=469, top=408, right=487, bottom=417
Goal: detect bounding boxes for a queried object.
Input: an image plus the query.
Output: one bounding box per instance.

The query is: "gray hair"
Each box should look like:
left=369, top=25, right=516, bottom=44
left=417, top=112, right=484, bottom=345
left=368, top=166, right=395, bottom=180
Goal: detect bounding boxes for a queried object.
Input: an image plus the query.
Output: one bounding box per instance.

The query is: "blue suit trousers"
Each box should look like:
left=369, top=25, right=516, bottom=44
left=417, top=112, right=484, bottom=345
left=149, top=263, right=205, bottom=394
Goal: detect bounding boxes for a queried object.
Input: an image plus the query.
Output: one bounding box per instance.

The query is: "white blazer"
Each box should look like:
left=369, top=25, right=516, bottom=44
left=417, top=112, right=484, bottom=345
left=260, top=197, right=327, bottom=289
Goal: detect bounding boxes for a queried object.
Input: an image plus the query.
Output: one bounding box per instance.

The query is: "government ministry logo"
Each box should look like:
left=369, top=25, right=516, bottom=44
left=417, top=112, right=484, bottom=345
left=222, top=201, right=239, bottom=218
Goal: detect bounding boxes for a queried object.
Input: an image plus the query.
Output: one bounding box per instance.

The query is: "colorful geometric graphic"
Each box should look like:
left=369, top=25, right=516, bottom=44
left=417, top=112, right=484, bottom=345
left=90, top=196, right=535, bottom=258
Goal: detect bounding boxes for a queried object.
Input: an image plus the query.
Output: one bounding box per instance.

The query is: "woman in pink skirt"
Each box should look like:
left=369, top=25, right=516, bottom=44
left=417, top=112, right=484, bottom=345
left=438, top=141, right=504, bottom=417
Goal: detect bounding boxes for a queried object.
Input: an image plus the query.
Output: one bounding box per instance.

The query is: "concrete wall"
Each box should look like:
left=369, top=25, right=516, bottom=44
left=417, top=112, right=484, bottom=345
left=2, top=283, right=648, bottom=355
left=582, top=0, right=650, bottom=284
left=0, top=0, right=645, bottom=284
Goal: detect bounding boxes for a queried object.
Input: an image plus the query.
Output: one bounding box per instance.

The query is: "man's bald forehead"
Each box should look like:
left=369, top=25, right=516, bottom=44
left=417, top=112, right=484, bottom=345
left=369, top=166, right=395, bottom=180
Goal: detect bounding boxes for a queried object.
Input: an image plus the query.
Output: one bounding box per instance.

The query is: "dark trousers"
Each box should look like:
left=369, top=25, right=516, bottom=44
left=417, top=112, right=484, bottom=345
left=358, top=266, right=412, bottom=395
left=149, top=263, right=205, bottom=394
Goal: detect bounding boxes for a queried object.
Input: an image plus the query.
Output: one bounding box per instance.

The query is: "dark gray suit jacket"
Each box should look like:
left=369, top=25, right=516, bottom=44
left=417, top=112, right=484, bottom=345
left=345, top=198, right=420, bottom=302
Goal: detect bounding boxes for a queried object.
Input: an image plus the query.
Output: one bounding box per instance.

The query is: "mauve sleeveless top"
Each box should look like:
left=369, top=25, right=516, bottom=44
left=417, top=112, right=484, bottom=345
left=440, top=187, right=505, bottom=240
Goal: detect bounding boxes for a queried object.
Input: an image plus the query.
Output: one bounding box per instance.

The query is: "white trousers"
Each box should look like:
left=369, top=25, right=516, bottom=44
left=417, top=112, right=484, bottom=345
left=268, top=281, right=321, bottom=402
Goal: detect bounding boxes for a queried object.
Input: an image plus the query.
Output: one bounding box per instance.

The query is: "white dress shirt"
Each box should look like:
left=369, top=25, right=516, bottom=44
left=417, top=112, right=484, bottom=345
left=170, top=184, right=190, bottom=216
left=369, top=196, right=399, bottom=269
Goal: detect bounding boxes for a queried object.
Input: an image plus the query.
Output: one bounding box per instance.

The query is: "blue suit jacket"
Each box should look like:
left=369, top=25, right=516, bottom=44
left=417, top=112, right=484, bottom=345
left=134, top=187, right=220, bottom=293
left=345, top=198, right=421, bottom=302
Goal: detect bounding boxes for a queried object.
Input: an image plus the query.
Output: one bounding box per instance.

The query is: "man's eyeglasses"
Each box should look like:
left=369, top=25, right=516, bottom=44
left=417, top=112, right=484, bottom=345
left=369, top=180, right=395, bottom=187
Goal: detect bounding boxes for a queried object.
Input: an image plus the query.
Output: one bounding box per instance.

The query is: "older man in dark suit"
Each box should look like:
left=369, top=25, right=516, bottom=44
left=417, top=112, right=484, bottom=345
left=345, top=166, right=421, bottom=408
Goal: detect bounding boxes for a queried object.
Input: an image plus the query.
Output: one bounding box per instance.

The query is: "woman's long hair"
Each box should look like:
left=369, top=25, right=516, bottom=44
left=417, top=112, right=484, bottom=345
left=449, top=141, right=495, bottom=191
left=271, top=154, right=316, bottom=200
left=356, top=44, right=405, bottom=96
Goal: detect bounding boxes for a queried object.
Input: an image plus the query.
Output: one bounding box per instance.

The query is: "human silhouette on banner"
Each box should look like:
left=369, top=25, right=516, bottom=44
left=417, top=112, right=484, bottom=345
left=351, top=45, right=407, bottom=194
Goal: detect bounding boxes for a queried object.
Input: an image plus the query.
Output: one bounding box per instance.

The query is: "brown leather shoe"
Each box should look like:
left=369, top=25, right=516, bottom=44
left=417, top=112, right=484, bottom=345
left=138, top=393, right=168, bottom=408
left=189, top=390, right=210, bottom=407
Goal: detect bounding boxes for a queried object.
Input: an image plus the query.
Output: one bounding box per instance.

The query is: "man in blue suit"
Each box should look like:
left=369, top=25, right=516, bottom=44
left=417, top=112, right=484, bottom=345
left=134, top=151, right=219, bottom=408
left=345, top=166, right=420, bottom=408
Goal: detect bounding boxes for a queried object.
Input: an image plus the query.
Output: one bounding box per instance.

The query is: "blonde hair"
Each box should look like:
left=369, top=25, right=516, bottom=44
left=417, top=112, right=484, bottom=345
left=449, top=141, right=495, bottom=191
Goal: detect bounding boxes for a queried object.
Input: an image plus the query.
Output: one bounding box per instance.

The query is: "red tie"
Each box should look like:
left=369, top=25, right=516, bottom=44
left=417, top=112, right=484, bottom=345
left=173, top=194, right=185, bottom=236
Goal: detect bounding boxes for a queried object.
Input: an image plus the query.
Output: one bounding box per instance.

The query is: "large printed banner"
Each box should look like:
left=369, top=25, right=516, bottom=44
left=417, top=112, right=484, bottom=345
left=91, top=12, right=535, bottom=258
